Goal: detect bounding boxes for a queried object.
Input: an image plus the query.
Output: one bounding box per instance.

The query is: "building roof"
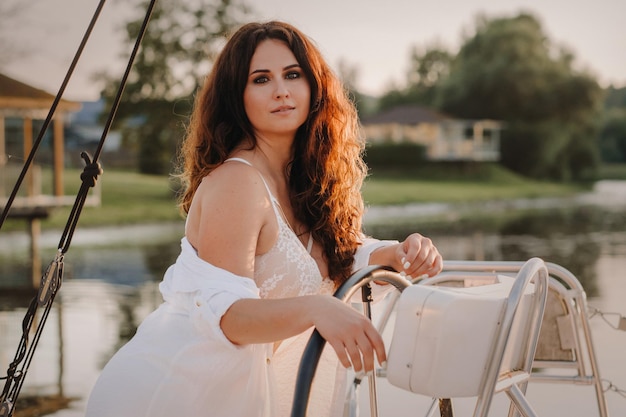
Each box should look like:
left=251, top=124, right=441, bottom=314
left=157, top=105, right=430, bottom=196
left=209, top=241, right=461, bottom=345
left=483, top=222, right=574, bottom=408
left=361, top=105, right=450, bottom=125
left=0, top=72, right=81, bottom=111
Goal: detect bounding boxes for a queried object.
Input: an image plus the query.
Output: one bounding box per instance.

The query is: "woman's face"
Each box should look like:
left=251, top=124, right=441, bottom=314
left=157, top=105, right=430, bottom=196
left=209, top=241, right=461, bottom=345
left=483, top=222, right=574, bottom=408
left=243, top=39, right=311, bottom=142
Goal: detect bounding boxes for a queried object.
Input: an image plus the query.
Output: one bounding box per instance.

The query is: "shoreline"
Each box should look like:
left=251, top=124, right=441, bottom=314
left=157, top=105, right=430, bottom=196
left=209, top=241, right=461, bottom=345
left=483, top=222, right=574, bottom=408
left=365, top=179, right=626, bottom=224
left=2, top=180, right=625, bottom=253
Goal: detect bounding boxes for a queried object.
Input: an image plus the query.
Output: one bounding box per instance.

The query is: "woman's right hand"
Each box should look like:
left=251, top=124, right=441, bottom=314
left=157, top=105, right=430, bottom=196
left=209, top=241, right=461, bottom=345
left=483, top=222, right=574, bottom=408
left=307, top=295, right=386, bottom=374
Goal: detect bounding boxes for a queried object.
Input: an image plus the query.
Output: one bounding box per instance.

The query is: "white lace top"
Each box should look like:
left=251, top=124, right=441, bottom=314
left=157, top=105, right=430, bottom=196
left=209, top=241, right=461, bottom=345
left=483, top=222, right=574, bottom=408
left=228, top=158, right=327, bottom=299
left=226, top=158, right=344, bottom=416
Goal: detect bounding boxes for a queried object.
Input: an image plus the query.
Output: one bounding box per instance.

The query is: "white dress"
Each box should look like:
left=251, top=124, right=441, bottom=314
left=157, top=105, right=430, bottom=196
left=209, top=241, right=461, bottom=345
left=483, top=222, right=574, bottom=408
left=85, top=158, right=396, bottom=417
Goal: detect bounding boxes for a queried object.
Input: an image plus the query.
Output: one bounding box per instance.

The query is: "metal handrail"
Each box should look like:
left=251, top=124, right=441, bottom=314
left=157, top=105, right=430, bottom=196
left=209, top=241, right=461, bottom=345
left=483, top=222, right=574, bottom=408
left=437, top=260, right=608, bottom=417
left=471, top=258, right=549, bottom=417
left=291, top=259, right=548, bottom=417
left=290, top=266, right=409, bottom=417
left=290, top=259, right=608, bottom=417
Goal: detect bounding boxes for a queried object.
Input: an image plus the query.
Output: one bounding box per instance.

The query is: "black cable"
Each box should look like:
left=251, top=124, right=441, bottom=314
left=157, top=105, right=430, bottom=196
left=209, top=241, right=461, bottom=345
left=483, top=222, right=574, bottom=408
left=58, top=0, right=157, bottom=253
left=0, top=1, right=157, bottom=415
left=0, top=0, right=106, bottom=231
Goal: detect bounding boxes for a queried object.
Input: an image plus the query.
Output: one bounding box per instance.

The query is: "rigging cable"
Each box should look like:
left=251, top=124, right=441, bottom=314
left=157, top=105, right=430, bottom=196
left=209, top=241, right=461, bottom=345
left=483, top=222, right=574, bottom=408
left=588, top=305, right=626, bottom=402
left=0, top=1, right=157, bottom=416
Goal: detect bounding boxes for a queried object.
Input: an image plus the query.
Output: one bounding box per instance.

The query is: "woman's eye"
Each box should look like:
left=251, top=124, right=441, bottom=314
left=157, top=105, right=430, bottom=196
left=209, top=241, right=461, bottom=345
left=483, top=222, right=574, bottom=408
left=253, top=76, right=269, bottom=84
left=285, top=71, right=300, bottom=80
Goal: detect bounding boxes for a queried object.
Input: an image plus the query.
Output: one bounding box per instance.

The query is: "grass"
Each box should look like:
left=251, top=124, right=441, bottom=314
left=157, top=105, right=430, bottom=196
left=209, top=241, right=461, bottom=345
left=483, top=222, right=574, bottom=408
left=1, top=163, right=610, bottom=231
left=49, top=170, right=181, bottom=226
left=361, top=179, right=582, bottom=206
left=4, top=169, right=183, bottom=231
left=596, top=163, right=626, bottom=180
left=361, top=162, right=586, bottom=205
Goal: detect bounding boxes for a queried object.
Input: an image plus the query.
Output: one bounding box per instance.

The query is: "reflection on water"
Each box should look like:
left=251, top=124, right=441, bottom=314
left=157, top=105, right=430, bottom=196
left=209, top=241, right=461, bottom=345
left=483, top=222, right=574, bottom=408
left=1, top=201, right=626, bottom=416
left=366, top=205, right=626, bottom=298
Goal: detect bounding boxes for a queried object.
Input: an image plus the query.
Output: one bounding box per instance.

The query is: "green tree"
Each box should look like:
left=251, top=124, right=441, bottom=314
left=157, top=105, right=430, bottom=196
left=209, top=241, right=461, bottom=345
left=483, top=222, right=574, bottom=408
left=99, top=0, right=252, bottom=174
left=604, top=85, right=626, bottom=110
left=598, top=108, right=626, bottom=162
left=379, top=44, right=452, bottom=111
left=435, top=13, right=603, bottom=180
left=336, top=59, right=378, bottom=117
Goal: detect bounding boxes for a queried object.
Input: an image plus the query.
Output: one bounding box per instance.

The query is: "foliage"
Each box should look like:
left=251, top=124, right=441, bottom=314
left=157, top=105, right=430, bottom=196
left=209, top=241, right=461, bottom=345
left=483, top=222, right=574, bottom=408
left=368, top=160, right=531, bottom=183
left=604, top=85, right=626, bottom=110
left=597, top=162, right=626, bottom=180
left=378, top=44, right=452, bottom=111
left=598, top=86, right=626, bottom=163
left=336, top=59, right=379, bottom=117
left=433, top=13, right=603, bottom=181
left=364, top=143, right=427, bottom=169
left=374, top=12, right=604, bottom=181
left=98, top=0, right=252, bottom=174
left=598, top=108, right=626, bottom=163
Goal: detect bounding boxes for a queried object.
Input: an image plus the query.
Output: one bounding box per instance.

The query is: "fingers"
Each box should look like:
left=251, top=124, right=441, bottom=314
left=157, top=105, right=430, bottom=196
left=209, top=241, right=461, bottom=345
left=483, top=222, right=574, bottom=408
left=355, top=330, right=380, bottom=372
left=322, top=318, right=385, bottom=373
left=345, top=339, right=369, bottom=373
left=399, top=233, right=443, bottom=278
left=327, top=340, right=353, bottom=369
left=314, top=296, right=386, bottom=374
left=368, top=326, right=387, bottom=368
left=328, top=330, right=385, bottom=373
left=430, top=250, right=444, bottom=275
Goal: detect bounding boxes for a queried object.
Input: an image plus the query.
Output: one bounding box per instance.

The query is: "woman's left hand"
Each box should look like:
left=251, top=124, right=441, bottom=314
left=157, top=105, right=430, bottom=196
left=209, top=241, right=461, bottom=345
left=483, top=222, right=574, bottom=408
left=395, top=233, right=442, bottom=279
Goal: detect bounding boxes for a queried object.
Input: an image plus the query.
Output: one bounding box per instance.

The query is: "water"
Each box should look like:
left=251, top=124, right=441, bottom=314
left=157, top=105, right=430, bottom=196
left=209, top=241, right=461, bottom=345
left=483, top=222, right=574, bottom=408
left=1, top=182, right=626, bottom=416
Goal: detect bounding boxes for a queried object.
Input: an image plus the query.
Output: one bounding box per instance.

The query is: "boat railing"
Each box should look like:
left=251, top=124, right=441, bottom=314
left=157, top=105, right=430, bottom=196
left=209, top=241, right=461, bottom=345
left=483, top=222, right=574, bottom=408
left=436, top=260, right=608, bottom=417
left=290, top=258, right=608, bottom=417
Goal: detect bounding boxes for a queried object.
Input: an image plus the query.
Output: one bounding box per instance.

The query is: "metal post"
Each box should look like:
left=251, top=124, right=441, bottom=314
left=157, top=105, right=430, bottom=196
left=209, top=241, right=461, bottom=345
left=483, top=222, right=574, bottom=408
left=361, top=284, right=379, bottom=417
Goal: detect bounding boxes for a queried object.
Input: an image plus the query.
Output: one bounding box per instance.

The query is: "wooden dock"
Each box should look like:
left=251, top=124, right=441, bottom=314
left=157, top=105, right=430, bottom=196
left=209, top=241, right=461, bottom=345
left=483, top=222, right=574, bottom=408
left=0, top=72, right=98, bottom=288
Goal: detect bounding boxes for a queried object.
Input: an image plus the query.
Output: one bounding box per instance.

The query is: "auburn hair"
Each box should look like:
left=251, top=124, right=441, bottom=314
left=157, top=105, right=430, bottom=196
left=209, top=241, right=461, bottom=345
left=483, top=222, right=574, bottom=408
left=177, top=21, right=367, bottom=285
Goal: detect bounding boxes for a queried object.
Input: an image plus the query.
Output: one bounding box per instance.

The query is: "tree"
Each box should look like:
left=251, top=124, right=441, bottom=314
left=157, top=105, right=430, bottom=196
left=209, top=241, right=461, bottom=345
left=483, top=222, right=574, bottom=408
left=99, top=0, right=252, bottom=174
left=435, top=12, right=603, bottom=180
left=378, top=44, right=452, bottom=111
left=598, top=108, right=626, bottom=163
left=604, top=85, right=626, bottom=110
left=598, top=86, right=626, bottom=163
left=336, top=58, right=377, bottom=117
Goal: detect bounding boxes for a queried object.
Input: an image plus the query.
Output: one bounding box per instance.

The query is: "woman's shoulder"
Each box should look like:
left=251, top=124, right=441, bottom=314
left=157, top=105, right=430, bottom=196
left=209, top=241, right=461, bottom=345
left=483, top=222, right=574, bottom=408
left=185, top=159, right=275, bottom=254
left=195, top=160, right=271, bottom=209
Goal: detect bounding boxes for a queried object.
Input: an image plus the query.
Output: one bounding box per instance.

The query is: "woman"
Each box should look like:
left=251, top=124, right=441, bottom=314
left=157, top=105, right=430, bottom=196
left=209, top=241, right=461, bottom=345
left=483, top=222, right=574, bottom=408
left=85, top=21, right=442, bottom=417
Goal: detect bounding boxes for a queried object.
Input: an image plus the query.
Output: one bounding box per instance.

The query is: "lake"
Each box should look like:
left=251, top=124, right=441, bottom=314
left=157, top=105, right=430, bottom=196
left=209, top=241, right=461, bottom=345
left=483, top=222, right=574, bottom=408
left=1, top=181, right=626, bottom=416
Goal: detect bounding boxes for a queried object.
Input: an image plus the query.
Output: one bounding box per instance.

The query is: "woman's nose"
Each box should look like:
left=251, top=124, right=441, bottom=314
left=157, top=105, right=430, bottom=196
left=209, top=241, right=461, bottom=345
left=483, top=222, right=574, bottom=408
left=274, top=80, right=290, bottom=99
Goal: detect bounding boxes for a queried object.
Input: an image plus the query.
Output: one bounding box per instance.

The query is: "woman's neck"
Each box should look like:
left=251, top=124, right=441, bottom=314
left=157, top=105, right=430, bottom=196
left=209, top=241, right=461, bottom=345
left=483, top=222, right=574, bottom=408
left=237, top=137, right=294, bottom=184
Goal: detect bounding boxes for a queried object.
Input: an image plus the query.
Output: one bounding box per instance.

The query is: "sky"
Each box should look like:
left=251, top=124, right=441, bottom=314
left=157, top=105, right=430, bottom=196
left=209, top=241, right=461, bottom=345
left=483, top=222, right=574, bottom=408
left=2, top=0, right=625, bottom=102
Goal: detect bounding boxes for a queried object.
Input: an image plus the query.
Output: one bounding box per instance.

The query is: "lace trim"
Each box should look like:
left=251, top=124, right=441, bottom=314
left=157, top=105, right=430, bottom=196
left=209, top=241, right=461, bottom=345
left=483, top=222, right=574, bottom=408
left=256, top=212, right=322, bottom=299
left=223, top=157, right=324, bottom=299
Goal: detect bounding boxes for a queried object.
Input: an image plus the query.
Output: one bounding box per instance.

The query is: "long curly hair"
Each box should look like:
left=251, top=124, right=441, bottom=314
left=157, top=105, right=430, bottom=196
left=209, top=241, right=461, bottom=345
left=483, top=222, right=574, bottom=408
left=177, top=21, right=367, bottom=285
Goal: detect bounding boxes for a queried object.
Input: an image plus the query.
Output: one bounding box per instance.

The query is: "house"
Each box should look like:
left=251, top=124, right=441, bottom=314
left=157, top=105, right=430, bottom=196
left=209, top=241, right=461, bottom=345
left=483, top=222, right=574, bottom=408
left=0, top=72, right=81, bottom=201
left=360, top=105, right=502, bottom=161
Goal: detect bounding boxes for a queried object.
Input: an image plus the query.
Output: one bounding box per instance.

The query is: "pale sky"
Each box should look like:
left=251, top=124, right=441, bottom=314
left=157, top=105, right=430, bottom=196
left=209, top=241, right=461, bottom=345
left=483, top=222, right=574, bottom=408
left=2, top=0, right=625, bottom=101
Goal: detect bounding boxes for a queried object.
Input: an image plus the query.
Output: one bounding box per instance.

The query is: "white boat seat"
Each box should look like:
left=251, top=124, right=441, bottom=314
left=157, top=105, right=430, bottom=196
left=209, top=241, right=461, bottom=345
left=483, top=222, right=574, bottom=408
left=386, top=258, right=549, bottom=417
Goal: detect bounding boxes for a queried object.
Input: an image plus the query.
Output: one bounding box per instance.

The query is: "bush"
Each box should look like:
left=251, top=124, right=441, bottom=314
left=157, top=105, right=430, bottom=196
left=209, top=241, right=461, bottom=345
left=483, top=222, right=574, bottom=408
left=364, top=143, right=427, bottom=169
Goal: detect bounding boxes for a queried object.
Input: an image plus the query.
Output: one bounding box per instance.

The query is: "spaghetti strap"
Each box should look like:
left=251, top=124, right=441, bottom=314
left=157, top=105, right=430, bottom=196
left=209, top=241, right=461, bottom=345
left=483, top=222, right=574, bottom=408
left=225, top=157, right=252, bottom=166
left=225, top=157, right=277, bottom=203
left=225, top=157, right=312, bottom=253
